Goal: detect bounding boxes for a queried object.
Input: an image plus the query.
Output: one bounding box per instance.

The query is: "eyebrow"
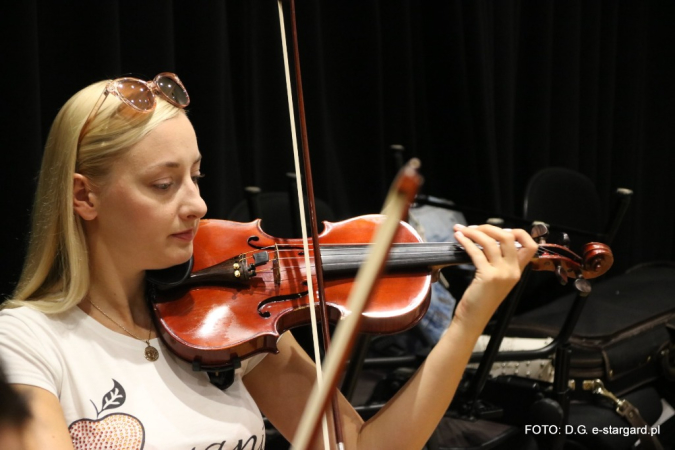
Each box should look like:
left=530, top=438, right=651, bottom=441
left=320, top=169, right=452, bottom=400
left=150, top=155, right=202, bottom=170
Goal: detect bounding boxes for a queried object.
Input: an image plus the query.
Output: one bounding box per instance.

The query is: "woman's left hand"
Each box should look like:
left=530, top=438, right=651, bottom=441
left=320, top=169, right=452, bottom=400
left=451, top=224, right=538, bottom=330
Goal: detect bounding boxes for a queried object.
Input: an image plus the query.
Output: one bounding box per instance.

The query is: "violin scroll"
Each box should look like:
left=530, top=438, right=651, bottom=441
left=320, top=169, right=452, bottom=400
left=527, top=223, right=614, bottom=282
left=582, top=242, right=614, bottom=277
left=530, top=241, right=613, bottom=282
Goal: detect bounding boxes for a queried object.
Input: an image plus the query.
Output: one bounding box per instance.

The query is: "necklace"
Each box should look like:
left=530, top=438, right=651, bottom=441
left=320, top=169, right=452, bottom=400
left=88, top=300, right=159, bottom=362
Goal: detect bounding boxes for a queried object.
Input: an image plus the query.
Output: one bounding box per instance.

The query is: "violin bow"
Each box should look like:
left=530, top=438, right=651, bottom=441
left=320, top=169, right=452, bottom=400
left=277, top=0, right=344, bottom=447
left=291, top=159, right=423, bottom=450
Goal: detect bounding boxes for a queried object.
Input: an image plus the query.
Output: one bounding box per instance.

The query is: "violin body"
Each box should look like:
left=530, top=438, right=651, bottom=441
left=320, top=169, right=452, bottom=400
left=151, top=215, right=432, bottom=368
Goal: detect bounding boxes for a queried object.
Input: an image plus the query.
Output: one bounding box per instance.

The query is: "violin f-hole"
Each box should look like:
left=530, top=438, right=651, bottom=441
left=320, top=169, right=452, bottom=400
left=257, top=292, right=308, bottom=318
left=247, top=235, right=262, bottom=248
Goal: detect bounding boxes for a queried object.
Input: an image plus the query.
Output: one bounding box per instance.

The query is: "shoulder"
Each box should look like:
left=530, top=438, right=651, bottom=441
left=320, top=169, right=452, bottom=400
left=0, top=305, right=85, bottom=365
left=0, top=306, right=80, bottom=395
left=0, top=305, right=49, bottom=331
left=0, top=304, right=48, bottom=319
left=0, top=305, right=78, bottom=335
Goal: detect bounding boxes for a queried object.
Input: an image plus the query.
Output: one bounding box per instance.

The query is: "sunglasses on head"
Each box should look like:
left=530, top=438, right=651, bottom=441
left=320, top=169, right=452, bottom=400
left=78, top=72, right=190, bottom=146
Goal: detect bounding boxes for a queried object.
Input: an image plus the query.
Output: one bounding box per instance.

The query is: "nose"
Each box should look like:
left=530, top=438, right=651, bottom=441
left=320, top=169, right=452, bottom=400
left=180, top=178, right=208, bottom=220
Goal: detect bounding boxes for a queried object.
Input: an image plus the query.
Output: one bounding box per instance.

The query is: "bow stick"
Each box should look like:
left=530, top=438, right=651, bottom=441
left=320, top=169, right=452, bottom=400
left=291, top=159, right=423, bottom=450
left=277, top=0, right=344, bottom=447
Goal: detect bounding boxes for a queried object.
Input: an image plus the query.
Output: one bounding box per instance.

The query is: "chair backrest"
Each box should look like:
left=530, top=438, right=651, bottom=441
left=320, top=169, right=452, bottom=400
left=227, top=191, right=336, bottom=239
left=523, top=167, right=603, bottom=237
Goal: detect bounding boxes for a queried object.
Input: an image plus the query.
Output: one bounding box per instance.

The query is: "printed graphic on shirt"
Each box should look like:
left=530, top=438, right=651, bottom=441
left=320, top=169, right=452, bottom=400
left=192, top=425, right=265, bottom=450
left=68, top=379, right=145, bottom=450
left=191, top=425, right=266, bottom=450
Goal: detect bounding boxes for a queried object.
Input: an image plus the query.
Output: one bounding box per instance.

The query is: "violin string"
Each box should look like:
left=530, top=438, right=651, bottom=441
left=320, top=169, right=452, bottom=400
left=248, top=247, right=575, bottom=277
left=269, top=244, right=571, bottom=260
left=213, top=241, right=586, bottom=286
left=244, top=241, right=575, bottom=261
left=236, top=254, right=578, bottom=280
left=269, top=241, right=566, bottom=253
left=234, top=240, right=579, bottom=274
left=265, top=249, right=569, bottom=263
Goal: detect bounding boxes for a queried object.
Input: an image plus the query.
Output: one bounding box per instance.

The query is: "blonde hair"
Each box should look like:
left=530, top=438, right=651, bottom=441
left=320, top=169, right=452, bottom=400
left=5, top=80, right=184, bottom=313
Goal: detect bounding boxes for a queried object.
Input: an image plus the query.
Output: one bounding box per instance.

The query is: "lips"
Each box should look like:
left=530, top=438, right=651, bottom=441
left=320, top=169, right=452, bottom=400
left=170, top=229, right=195, bottom=241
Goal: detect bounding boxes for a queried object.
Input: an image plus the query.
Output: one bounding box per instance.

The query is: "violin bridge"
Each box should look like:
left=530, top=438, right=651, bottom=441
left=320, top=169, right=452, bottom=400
left=273, top=245, right=281, bottom=286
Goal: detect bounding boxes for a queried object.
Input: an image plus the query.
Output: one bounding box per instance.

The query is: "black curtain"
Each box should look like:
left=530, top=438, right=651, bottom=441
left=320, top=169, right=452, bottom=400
left=1, top=0, right=674, bottom=298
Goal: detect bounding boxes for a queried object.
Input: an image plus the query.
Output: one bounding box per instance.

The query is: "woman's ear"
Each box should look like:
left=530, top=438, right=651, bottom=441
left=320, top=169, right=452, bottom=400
left=73, top=173, right=98, bottom=220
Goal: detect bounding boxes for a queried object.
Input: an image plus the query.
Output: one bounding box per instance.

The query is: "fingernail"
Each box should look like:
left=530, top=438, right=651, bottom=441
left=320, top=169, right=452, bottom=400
left=469, top=225, right=478, bottom=229
left=455, top=230, right=465, bottom=239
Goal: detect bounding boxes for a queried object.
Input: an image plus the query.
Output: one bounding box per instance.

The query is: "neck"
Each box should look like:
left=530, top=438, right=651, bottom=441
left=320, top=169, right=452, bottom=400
left=320, top=242, right=470, bottom=274
left=82, top=265, right=152, bottom=334
left=81, top=226, right=157, bottom=338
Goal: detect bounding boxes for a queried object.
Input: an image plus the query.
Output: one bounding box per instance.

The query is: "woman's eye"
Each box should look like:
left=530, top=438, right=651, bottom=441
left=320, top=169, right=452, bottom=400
left=154, top=181, right=174, bottom=190
left=192, top=173, right=205, bottom=185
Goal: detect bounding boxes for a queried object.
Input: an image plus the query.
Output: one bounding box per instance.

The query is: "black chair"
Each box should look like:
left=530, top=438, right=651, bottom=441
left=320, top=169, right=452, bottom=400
left=227, top=182, right=336, bottom=239
left=523, top=166, right=634, bottom=250
left=454, top=167, right=675, bottom=450
left=516, top=167, right=632, bottom=312
left=524, top=167, right=604, bottom=241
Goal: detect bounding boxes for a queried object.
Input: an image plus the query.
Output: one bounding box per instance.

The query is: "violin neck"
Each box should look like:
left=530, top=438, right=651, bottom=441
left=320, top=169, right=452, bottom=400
left=321, top=243, right=469, bottom=274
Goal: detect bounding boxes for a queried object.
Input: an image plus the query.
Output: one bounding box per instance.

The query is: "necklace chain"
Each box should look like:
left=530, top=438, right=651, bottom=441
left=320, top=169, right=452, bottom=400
left=88, top=299, right=159, bottom=362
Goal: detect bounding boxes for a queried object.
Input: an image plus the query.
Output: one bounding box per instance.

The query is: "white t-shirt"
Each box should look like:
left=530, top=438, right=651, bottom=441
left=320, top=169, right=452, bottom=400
left=0, top=306, right=266, bottom=450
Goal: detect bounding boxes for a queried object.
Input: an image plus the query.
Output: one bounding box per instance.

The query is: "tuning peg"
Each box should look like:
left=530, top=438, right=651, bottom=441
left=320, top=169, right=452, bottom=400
left=557, top=232, right=571, bottom=248
left=530, top=222, right=549, bottom=243
left=574, top=278, right=592, bottom=297
left=554, top=263, right=569, bottom=285
left=487, top=217, right=505, bottom=227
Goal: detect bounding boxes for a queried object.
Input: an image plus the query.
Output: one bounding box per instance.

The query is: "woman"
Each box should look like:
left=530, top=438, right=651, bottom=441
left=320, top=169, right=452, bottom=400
left=0, top=73, right=537, bottom=450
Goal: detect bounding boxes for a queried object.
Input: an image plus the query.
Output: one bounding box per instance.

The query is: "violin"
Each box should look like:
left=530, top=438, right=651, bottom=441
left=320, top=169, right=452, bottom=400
left=149, top=215, right=613, bottom=369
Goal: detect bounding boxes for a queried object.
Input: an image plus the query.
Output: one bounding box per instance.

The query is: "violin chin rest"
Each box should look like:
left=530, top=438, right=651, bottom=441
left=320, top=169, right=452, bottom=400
left=146, top=257, right=194, bottom=289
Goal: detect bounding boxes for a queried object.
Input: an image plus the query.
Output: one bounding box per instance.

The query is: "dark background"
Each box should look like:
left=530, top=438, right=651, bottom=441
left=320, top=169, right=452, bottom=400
left=1, top=0, right=674, bottom=299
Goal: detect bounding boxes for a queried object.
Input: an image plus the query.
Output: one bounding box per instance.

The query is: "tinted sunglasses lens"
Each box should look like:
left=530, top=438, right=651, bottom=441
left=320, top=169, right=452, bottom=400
left=115, top=79, right=154, bottom=111
left=156, top=75, right=189, bottom=107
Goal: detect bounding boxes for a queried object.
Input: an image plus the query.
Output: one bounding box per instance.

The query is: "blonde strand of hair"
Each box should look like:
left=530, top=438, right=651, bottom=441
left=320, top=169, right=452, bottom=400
left=5, top=80, right=183, bottom=314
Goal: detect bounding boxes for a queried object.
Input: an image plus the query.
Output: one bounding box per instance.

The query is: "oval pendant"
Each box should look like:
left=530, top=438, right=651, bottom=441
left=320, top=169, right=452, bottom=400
left=145, top=344, right=159, bottom=362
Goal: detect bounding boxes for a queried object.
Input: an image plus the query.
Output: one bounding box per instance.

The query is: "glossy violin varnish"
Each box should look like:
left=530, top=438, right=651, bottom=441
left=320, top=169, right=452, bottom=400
left=150, top=215, right=613, bottom=369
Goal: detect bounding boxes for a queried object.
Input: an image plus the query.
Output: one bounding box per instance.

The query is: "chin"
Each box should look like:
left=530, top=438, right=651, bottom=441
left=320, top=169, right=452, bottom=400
left=152, top=250, right=193, bottom=271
